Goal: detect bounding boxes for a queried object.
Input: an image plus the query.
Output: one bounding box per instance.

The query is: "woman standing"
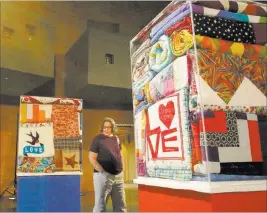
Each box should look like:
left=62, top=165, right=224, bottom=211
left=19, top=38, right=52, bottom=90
left=89, top=117, right=126, bottom=212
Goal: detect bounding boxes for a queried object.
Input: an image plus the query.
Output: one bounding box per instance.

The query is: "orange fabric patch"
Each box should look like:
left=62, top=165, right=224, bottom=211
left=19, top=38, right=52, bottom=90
left=200, top=111, right=227, bottom=133
left=51, top=105, right=80, bottom=138
left=248, top=120, right=262, bottom=162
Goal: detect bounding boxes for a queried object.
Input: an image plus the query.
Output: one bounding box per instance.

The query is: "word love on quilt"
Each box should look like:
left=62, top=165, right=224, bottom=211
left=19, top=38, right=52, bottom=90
left=23, top=144, right=44, bottom=156
left=146, top=97, right=184, bottom=161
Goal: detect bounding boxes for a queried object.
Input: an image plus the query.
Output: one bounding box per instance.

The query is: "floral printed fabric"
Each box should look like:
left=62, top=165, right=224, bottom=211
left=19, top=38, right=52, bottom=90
left=17, top=156, right=56, bottom=173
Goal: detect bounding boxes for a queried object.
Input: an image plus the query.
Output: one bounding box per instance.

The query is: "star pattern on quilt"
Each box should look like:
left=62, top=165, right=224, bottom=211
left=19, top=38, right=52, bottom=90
left=64, top=154, right=78, bottom=169
left=197, top=49, right=267, bottom=104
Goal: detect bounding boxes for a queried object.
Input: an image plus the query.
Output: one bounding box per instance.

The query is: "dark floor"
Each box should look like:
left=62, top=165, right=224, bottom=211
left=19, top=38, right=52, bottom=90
left=0, top=183, right=139, bottom=212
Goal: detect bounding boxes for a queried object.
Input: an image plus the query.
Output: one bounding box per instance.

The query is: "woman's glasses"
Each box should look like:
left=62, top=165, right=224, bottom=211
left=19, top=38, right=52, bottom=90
left=103, top=126, right=112, bottom=129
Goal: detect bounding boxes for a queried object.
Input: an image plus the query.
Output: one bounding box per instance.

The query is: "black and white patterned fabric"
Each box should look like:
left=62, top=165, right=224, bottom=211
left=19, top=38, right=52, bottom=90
left=200, top=111, right=239, bottom=147
left=193, top=13, right=256, bottom=44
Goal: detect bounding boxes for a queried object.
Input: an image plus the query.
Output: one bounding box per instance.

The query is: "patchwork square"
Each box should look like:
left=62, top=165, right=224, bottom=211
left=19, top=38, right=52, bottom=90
left=61, top=150, right=81, bottom=171
left=148, top=55, right=190, bottom=103
left=17, top=156, right=56, bottom=173
left=200, top=111, right=239, bottom=147
left=145, top=88, right=192, bottom=181
left=54, top=138, right=82, bottom=150
left=20, top=104, right=52, bottom=123
left=18, top=123, right=55, bottom=157
left=195, top=111, right=265, bottom=174
left=201, top=146, right=219, bottom=162
left=218, top=147, right=252, bottom=162
left=51, top=105, right=80, bottom=138
left=258, top=115, right=267, bottom=157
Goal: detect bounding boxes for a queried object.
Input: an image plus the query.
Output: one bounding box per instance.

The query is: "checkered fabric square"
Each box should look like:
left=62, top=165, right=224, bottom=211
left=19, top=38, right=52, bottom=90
left=54, top=138, right=82, bottom=150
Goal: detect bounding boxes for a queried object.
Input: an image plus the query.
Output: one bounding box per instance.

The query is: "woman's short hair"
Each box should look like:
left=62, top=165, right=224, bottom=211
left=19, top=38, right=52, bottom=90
left=100, top=117, right=117, bottom=133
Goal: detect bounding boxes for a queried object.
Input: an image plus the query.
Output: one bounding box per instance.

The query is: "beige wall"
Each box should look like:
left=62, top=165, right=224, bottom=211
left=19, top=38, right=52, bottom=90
left=1, top=2, right=55, bottom=77
left=88, top=28, right=132, bottom=89
left=121, top=139, right=137, bottom=182
left=0, top=105, right=19, bottom=195
left=1, top=1, right=87, bottom=55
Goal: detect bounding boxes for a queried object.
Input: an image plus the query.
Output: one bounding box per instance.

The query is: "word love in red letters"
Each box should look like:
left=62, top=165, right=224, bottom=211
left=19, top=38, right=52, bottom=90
left=147, top=100, right=179, bottom=159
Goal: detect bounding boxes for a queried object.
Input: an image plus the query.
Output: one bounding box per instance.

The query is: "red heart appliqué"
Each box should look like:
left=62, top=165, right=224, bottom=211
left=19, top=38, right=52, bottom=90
left=158, top=101, right=175, bottom=129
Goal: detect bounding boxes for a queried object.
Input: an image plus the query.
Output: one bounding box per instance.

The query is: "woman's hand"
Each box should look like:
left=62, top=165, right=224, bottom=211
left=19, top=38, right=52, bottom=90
left=89, top=151, right=105, bottom=172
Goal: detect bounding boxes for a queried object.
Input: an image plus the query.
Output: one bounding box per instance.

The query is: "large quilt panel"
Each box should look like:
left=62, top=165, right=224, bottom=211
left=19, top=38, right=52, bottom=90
left=145, top=89, right=192, bottom=180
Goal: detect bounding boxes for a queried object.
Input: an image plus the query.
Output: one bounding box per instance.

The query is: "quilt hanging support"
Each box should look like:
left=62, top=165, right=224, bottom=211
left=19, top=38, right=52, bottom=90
left=189, top=1, right=211, bottom=182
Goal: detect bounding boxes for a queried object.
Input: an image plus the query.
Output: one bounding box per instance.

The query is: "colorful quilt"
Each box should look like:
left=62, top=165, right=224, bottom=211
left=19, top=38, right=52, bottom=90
left=193, top=111, right=265, bottom=174
left=21, top=96, right=82, bottom=111
left=150, top=3, right=190, bottom=38
left=18, top=123, right=55, bottom=158
left=165, top=16, right=192, bottom=36
left=151, top=9, right=190, bottom=45
left=170, top=30, right=194, bottom=57
left=148, top=55, right=191, bottom=103
left=131, top=39, right=154, bottom=92
left=193, top=0, right=267, bottom=17
left=135, top=110, right=147, bottom=176
left=134, top=100, right=153, bottom=116
left=17, top=96, right=83, bottom=174
left=17, top=156, right=56, bottom=173
left=132, top=70, right=156, bottom=93
left=149, top=35, right=172, bottom=73
left=195, top=35, right=267, bottom=60
left=20, top=104, right=52, bottom=123
left=192, top=49, right=267, bottom=111
left=131, top=0, right=267, bottom=181
left=55, top=149, right=81, bottom=171
left=193, top=13, right=267, bottom=45
left=145, top=89, right=192, bottom=181
left=192, top=4, right=267, bottom=23
left=51, top=105, right=80, bottom=138
left=193, top=13, right=256, bottom=44
left=134, top=1, right=186, bottom=42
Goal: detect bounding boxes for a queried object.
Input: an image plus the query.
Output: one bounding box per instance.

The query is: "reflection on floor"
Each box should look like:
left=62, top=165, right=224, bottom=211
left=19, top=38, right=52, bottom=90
left=0, top=196, right=16, bottom=212
left=0, top=183, right=139, bottom=212
left=81, top=183, right=139, bottom=212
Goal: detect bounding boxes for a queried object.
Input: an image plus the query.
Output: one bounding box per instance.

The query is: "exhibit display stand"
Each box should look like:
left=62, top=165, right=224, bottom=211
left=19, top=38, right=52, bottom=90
left=130, top=0, right=267, bottom=211
left=16, top=96, right=83, bottom=212
left=135, top=177, right=267, bottom=212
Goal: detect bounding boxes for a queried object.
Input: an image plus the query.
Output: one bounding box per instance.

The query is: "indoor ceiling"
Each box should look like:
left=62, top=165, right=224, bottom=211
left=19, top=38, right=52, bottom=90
left=0, top=1, right=169, bottom=109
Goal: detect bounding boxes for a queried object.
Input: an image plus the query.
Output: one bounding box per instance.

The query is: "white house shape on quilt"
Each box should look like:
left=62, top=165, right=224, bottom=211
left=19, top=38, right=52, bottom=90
left=197, top=75, right=227, bottom=106
left=228, top=77, right=267, bottom=107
